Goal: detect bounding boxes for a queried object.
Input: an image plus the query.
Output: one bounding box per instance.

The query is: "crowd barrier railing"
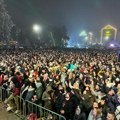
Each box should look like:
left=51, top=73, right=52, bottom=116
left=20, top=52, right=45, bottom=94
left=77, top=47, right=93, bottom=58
left=0, top=87, right=66, bottom=120
left=0, top=87, right=26, bottom=119
left=0, top=86, right=8, bottom=102
left=0, top=86, right=2, bottom=102
left=25, top=100, right=66, bottom=120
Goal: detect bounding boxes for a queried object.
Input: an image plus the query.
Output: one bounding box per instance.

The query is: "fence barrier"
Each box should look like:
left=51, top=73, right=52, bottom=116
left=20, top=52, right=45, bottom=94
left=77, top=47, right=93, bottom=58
left=0, top=87, right=66, bottom=120
left=25, top=100, right=66, bottom=120
left=0, top=86, right=8, bottom=102
left=0, top=87, right=26, bottom=119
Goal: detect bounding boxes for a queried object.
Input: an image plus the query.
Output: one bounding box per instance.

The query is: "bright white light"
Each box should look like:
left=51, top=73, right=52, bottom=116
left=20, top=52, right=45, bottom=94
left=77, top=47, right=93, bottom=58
left=85, top=36, right=88, bottom=40
left=89, top=32, right=93, bottom=36
left=33, top=24, right=42, bottom=33
left=110, top=44, right=114, bottom=47
left=79, top=30, right=87, bottom=37
left=104, top=36, right=109, bottom=40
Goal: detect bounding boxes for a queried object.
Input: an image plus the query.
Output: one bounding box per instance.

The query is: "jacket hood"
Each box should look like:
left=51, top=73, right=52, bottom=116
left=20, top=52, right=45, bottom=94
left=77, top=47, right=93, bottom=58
left=46, top=85, right=53, bottom=92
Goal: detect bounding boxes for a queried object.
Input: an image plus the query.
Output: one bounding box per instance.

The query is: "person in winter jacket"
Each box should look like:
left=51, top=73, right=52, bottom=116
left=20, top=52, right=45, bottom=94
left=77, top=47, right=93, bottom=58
left=54, top=84, right=64, bottom=113
left=73, top=104, right=86, bottom=120
left=4, top=76, right=21, bottom=113
left=35, top=76, right=44, bottom=101
left=21, top=75, right=36, bottom=100
left=106, top=88, right=116, bottom=112
left=60, top=92, right=74, bottom=120
left=42, top=85, right=54, bottom=110
left=100, top=96, right=110, bottom=120
left=88, top=102, right=102, bottom=120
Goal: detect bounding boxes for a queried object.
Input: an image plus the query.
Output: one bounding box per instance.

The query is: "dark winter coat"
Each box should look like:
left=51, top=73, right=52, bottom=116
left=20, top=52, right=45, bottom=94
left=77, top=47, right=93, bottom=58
left=11, top=76, right=21, bottom=96
left=42, top=86, right=54, bottom=110
left=106, top=94, right=116, bottom=112
left=73, top=112, right=86, bottom=120
left=60, top=99, right=73, bottom=120
left=25, top=88, right=35, bottom=101
left=54, top=90, right=64, bottom=112
left=35, top=82, right=44, bottom=100
left=101, top=104, right=110, bottom=120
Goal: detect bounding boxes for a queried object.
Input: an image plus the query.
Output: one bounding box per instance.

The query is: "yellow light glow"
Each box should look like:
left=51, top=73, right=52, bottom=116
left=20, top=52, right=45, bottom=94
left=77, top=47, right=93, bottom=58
left=105, top=31, right=110, bottom=34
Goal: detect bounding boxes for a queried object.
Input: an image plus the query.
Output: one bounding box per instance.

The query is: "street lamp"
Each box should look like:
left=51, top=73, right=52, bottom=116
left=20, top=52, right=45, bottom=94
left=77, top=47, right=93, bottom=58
left=33, top=24, right=42, bottom=34
left=33, top=24, right=42, bottom=48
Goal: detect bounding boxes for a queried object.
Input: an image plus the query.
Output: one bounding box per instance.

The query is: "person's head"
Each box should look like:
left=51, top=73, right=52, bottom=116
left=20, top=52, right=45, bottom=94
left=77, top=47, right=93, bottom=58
left=76, top=105, right=81, bottom=112
left=11, top=76, right=20, bottom=88
left=4, top=75, right=8, bottom=81
left=108, top=88, right=114, bottom=95
left=85, top=86, right=90, bottom=92
left=106, top=111, right=115, bottom=120
left=58, top=84, right=63, bottom=90
left=93, top=102, right=98, bottom=109
left=75, top=104, right=83, bottom=115
left=65, top=92, right=70, bottom=101
left=100, top=99, right=105, bottom=105
left=118, top=96, right=120, bottom=103
left=29, top=75, right=34, bottom=82
left=95, top=84, right=100, bottom=91
left=112, top=67, right=116, bottom=72
left=46, top=85, right=53, bottom=93
left=56, top=75, right=59, bottom=80
left=36, top=75, right=40, bottom=82
left=117, top=83, right=120, bottom=89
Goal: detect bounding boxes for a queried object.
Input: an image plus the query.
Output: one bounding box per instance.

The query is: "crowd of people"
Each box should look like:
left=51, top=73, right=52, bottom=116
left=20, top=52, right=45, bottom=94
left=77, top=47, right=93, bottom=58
left=0, top=48, right=120, bottom=120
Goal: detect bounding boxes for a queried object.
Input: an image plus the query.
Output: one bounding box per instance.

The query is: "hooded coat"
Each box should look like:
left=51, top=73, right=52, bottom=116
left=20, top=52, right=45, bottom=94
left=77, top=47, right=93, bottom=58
left=42, top=85, right=54, bottom=110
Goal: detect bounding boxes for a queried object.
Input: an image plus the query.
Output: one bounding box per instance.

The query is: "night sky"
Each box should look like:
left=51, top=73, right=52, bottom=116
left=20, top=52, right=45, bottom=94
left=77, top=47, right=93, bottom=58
left=4, top=0, right=120, bottom=44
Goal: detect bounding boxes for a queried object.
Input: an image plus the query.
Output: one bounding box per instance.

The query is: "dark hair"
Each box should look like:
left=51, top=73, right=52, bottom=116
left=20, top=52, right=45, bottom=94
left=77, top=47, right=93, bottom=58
left=29, top=82, right=36, bottom=90
left=11, top=76, right=21, bottom=88
left=66, top=87, right=71, bottom=93
left=16, top=72, right=20, bottom=75
left=78, top=104, right=83, bottom=109
left=107, top=111, right=115, bottom=117
left=101, top=95, right=107, bottom=101
left=107, top=87, right=113, bottom=92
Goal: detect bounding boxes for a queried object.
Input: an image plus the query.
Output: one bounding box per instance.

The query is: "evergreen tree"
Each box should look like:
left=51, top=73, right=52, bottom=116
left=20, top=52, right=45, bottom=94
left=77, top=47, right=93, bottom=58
left=0, top=0, right=14, bottom=43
